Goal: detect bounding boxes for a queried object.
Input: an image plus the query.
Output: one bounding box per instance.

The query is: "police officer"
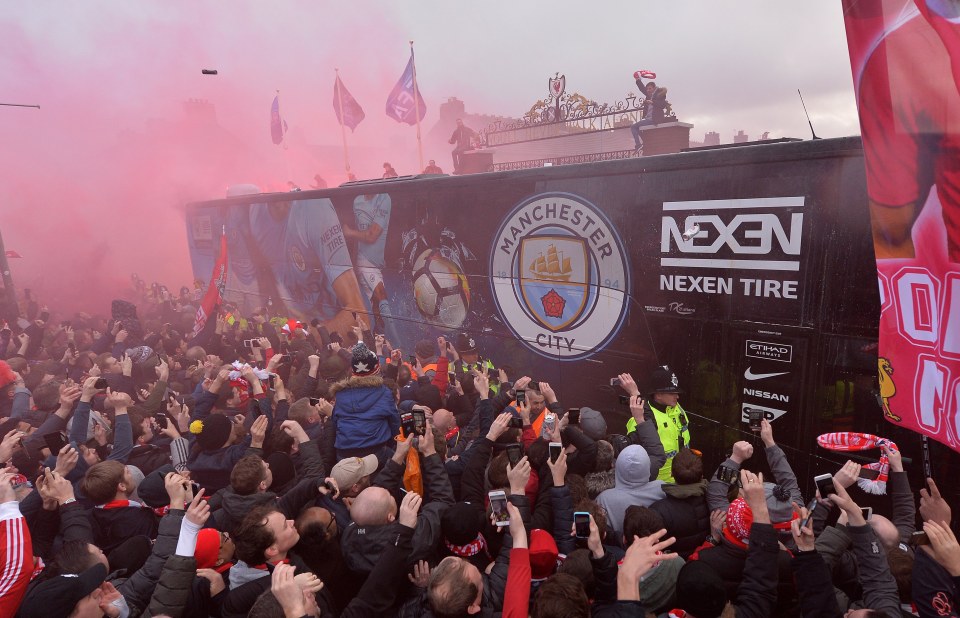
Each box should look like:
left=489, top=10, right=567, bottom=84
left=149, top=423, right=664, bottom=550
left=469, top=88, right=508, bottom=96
left=451, top=332, right=499, bottom=393
left=619, top=366, right=691, bottom=482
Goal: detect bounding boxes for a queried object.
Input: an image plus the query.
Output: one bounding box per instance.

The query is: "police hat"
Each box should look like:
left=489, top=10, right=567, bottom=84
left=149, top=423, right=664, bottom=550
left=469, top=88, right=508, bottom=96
left=648, top=365, right=682, bottom=394
left=456, top=332, right=478, bottom=354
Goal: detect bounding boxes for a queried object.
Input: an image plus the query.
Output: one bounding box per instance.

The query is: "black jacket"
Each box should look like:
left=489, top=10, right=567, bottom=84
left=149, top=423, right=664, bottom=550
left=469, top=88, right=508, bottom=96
left=649, top=480, right=711, bottom=559
left=90, top=503, right=159, bottom=553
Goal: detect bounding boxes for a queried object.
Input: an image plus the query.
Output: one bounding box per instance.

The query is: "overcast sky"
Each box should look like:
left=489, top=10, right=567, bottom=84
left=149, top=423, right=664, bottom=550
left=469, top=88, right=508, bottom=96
left=0, top=1, right=860, bottom=298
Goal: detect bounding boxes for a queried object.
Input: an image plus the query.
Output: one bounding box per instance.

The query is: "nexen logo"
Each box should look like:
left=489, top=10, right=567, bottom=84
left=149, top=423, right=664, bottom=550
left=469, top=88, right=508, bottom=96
left=660, top=197, right=805, bottom=272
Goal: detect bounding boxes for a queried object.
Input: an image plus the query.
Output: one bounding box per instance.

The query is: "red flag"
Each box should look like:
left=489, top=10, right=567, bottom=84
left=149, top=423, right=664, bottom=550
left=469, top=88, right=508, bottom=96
left=4, top=251, right=21, bottom=258
left=191, top=232, right=228, bottom=339
left=842, top=0, right=960, bottom=452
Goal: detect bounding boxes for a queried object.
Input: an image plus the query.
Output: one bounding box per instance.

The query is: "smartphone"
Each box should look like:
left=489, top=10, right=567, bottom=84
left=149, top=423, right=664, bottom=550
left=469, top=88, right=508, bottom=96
left=747, top=407, right=763, bottom=431
left=268, top=375, right=276, bottom=390
left=42, top=431, right=68, bottom=453
left=610, top=377, right=621, bottom=387
left=94, top=377, right=108, bottom=389
left=574, top=511, right=591, bottom=539
left=718, top=465, right=740, bottom=485
left=67, top=342, right=76, bottom=352
left=243, top=339, right=260, bottom=348
left=910, top=531, right=931, bottom=546
left=281, top=354, right=292, bottom=363
left=407, top=354, right=416, bottom=364
left=508, top=416, right=523, bottom=429
left=860, top=506, right=873, bottom=521
left=61, top=321, right=71, bottom=328
left=400, top=411, right=416, bottom=436
left=487, top=366, right=498, bottom=379
left=858, top=467, right=880, bottom=480
left=618, top=394, right=631, bottom=406
left=567, top=408, right=581, bottom=425
left=506, top=443, right=522, bottom=467
left=489, top=490, right=510, bottom=527
left=549, top=441, right=563, bottom=463
left=799, top=497, right=819, bottom=529
left=399, top=487, right=408, bottom=496
left=412, top=409, right=427, bottom=436
left=814, top=473, right=837, bottom=499
left=448, top=372, right=457, bottom=384
left=309, top=397, right=321, bottom=406
left=153, top=414, right=168, bottom=429
left=515, top=390, right=526, bottom=405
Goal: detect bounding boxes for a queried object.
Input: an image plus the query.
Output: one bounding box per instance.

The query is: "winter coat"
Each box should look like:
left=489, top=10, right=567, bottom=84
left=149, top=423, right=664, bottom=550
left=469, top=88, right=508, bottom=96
left=596, top=443, right=666, bottom=539
left=341, top=452, right=454, bottom=574
left=650, top=480, right=711, bottom=559
left=143, top=555, right=196, bottom=618
left=90, top=502, right=159, bottom=553
left=117, top=509, right=185, bottom=616
left=209, top=476, right=321, bottom=534
left=331, top=375, right=400, bottom=452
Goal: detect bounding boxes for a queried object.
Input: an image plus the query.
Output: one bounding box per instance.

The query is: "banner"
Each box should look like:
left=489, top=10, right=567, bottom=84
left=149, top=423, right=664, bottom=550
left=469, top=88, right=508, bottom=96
left=334, top=75, right=365, bottom=132
left=385, top=50, right=426, bottom=125
left=270, top=95, right=288, bottom=145
left=843, top=0, right=960, bottom=451
left=191, top=231, right=228, bottom=340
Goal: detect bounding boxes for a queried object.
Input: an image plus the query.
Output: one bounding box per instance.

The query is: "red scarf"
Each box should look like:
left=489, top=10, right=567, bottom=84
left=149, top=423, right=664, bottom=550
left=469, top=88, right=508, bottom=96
left=97, top=499, right=145, bottom=510
left=251, top=558, right=290, bottom=571
left=445, top=533, right=489, bottom=558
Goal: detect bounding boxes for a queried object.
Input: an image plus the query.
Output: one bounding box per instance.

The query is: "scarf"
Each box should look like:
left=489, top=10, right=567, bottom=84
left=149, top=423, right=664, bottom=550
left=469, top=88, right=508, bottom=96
left=816, top=432, right=898, bottom=494
left=97, top=499, right=145, bottom=510
left=445, top=533, right=488, bottom=558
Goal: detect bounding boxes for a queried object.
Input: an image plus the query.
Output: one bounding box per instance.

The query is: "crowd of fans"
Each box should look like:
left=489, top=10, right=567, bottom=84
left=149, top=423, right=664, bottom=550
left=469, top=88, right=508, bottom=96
left=0, top=283, right=957, bottom=618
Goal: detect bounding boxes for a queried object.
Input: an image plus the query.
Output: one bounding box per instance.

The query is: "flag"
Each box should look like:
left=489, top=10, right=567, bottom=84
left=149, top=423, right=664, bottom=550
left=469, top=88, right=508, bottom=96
left=191, top=231, right=228, bottom=341
left=334, top=75, right=365, bottom=132
left=841, top=0, right=960, bottom=452
left=4, top=251, right=21, bottom=258
left=270, top=95, right=288, bottom=145
left=385, top=50, right=426, bottom=125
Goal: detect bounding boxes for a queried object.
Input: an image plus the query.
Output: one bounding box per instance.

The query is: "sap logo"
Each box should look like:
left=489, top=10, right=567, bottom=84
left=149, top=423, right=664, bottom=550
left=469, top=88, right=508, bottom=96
left=740, top=403, right=787, bottom=422
left=745, top=340, right=793, bottom=363
left=661, top=213, right=803, bottom=255
left=743, top=388, right=790, bottom=402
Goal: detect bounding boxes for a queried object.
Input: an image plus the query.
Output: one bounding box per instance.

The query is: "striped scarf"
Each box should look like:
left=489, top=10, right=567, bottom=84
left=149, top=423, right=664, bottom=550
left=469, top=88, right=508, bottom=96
left=816, top=432, right=898, bottom=495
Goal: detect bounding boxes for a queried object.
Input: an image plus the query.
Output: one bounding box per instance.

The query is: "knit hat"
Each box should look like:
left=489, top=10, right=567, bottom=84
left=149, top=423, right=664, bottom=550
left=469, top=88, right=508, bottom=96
left=578, top=407, right=608, bottom=441
left=529, top=529, right=560, bottom=580
left=136, top=465, right=176, bottom=508
left=723, top=497, right=753, bottom=548
left=816, top=432, right=897, bottom=495
left=442, top=502, right=485, bottom=545
left=415, top=339, right=435, bottom=359
left=17, top=564, right=109, bottom=618
left=266, top=451, right=296, bottom=491
left=350, top=342, right=379, bottom=376
left=331, top=454, right=379, bottom=489
left=195, top=528, right=222, bottom=569
left=455, top=332, right=477, bottom=354
left=764, top=482, right=797, bottom=526
left=415, top=384, right=443, bottom=412
left=124, top=345, right=154, bottom=366
left=674, top=561, right=727, bottom=618
left=190, top=413, right=232, bottom=451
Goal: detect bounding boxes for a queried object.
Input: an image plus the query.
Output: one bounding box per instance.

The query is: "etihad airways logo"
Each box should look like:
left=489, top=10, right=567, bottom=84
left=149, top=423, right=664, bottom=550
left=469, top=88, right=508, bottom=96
left=660, top=197, right=805, bottom=272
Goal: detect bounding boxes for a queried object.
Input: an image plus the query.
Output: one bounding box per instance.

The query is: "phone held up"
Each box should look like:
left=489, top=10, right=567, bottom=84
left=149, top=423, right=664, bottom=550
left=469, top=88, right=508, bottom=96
left=574, top=511, right=591, bottom=539
left=489, top=490, right=510, bottom=527
left=814, top=474, right=837, bottom=500
left=506, top=443, right=522, bottom=467
left=549, top=442, right=563, bottom=463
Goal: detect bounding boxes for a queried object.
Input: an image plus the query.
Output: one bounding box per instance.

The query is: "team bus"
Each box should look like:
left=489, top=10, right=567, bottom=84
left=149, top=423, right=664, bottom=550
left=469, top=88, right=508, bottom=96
left=185, top=135, right=957, bottom=498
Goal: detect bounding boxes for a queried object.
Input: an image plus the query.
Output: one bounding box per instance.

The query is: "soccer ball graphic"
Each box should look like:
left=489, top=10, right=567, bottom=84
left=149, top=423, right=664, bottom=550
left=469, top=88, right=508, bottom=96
left=412, top=249, right=471, bottom=328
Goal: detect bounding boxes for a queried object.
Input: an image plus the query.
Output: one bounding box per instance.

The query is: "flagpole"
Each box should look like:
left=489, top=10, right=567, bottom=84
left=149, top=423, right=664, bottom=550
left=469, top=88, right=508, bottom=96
left=334, top=69, right=351, bottom=174
left=276, top=89, right=294, bottom=186
left=409, top=40, right=424, bottom=172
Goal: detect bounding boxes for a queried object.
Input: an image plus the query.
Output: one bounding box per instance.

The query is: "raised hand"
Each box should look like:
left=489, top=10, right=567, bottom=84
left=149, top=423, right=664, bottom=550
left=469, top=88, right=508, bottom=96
left=920, top=478, right=952, bottom=526
left=398, top=490, right=423, bottom=528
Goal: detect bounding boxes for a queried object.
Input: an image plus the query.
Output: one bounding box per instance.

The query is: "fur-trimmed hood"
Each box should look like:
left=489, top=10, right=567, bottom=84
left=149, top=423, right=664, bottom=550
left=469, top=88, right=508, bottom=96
left=329, top=374, right=384, bottom=397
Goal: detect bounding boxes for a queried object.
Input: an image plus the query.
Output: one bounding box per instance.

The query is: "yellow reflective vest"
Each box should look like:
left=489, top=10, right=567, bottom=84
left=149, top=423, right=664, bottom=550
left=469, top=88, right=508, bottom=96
left=625, top=401, right=691, bottom=483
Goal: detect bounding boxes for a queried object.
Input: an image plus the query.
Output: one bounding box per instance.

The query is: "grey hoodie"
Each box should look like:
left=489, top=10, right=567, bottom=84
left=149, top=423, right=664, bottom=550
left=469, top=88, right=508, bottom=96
left=596, top=444, right=666, bottom=538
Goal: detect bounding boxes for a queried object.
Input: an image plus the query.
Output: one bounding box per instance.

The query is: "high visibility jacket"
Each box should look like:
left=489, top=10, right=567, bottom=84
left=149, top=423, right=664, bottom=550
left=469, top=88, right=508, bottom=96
left=626, top=401, right=691, bottom=482
left=452, top=358, right=500, bottom=393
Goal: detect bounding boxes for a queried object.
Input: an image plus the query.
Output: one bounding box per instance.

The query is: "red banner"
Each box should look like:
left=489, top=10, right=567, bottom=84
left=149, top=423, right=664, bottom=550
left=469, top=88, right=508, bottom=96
left=191, top=232, right=228, bottom=339
left=843, top=0, right=960, bottom=451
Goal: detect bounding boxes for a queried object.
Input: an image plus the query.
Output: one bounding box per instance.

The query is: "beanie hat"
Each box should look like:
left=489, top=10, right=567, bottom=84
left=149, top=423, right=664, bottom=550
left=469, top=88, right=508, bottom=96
left=456, top=333, right=477, bottom=354
left=136, top=465, right=176, bottom=508
left=124, top=346, right=154, bottom=366
left=817, top=432, right=897, bottom=495
left=415, top=339, right=435, bottom=359
left=764, top=482, right=798, bottom=527
left=190, top=413, right=232, bottom=451
left=674, top=561, right=727, bottom=618
left=415, top=384, right=443, bottom=412
left=529, top=529, right=560, bottom=580
left=266, top=452, right=296, bottom=491
left=442, top=502, right=485, bottom=545
left=723, top=497, right=753, bottom=548
left=578, top=407, right=607, bottom=441
left=195, top=528, right=222, bottom=569
left=351, top=342, right=379, bottom=376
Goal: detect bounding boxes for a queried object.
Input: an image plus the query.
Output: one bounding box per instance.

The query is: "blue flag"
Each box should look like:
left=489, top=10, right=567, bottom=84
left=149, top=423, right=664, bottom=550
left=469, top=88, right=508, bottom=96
left=270, top=95, right=288, bottom=145
left=333, top=75, right=365, bottom=132
left=385, top=50, right=426, bottom=125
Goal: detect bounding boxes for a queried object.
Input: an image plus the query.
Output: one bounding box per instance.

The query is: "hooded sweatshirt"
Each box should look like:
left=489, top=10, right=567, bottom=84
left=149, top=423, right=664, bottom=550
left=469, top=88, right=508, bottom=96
left=596, top=445, right=666, bottom=539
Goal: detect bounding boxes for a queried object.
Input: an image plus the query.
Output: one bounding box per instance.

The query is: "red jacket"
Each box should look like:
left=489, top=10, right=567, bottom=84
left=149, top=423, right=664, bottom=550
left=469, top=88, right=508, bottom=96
left=0, top=501, right=33, bottom=616
left=502, top=547, right=531, bottom=618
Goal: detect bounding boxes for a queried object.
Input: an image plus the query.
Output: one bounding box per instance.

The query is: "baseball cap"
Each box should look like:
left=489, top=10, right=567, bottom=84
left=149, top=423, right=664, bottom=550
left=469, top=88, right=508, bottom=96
left=331, top=455, right=379, bottom=489
left=17, top=563, right=108, bottom=617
